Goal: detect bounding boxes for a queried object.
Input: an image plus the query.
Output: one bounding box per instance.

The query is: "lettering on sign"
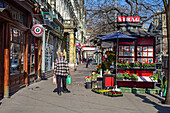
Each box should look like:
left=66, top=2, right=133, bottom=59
left=118, top=16, right=140, bottom=22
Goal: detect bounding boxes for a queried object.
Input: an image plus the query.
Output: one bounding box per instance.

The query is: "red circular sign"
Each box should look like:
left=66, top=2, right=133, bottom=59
left=31, top=24, right=44, bottom=37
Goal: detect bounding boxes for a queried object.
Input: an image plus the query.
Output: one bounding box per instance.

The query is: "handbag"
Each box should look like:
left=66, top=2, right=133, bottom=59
left=67, top=75, right=72, bottom=84
left=53, top=75, right=56, bottom=85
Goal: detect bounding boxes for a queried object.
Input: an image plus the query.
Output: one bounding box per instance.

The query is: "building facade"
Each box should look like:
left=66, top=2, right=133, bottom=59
left=0, top=0, right=38, bottom=97
left=55, top=0, right=86, bottom=71
left=0, top=0, right=86, bottom=98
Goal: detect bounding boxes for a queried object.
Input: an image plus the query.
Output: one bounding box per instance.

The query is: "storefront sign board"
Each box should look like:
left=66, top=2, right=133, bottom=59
left=31, top=24, right=44, bottom=37
left=118, top=16, right=140, bottom=22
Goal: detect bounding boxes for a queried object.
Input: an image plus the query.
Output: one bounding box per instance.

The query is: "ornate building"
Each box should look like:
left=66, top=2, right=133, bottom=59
left=55, top=0, right=86, bottom=71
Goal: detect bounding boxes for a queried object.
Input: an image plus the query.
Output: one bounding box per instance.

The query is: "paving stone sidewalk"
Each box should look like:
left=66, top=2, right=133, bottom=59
left=0, top=64, right=170, bottom=113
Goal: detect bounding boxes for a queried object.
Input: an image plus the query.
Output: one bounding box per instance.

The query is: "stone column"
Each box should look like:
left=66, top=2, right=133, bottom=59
left=69, top=32, right=74, bottom=63
left=73, top=41, right=76, bottom=62
left=63, top=37, right=67, bottom=60
left=69, top=32, right=75, bottom=71
left=58, top=39, right=61, bottom=52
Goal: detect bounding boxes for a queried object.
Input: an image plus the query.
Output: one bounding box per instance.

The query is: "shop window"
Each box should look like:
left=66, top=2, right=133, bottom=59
left=45, top=36, right=54, bottom=71
left=137, top=58, right=153, bottom=63
left=21, top=45, right=24, bottom=73
left=119, top=58, right=135, bottom=63
left=137, top=46, right=153, bottom=57
left=10, top=43, right=20, bottom=75
left=30, top=38, right=35, bottom=74
left=10, top=28, right=25, bottom=75
left=119, top=46, right=135, bottom=57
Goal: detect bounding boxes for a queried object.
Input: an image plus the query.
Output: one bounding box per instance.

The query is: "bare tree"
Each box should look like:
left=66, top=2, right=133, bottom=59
left=162, top=0, right=170, bottom=105
left=85, top=0, right=163, bottom=38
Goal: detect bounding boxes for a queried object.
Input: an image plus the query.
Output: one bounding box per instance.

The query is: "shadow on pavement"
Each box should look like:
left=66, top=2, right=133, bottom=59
left=53, top=87, right=71, bottom=93
left=133, top=93, right=170, bottom=113
left=53, top=88, right=58, bottom=93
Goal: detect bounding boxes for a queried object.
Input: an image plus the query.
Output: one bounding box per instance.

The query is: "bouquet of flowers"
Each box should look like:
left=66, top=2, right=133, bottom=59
left=85, top=75, right=91, bottom=82
left=97, top=64, right=102, bottom=73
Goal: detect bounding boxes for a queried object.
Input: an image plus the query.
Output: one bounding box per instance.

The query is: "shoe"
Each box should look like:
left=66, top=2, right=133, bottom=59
left=63, top=89, right=71, bottom=93
left=58, top=92, right=61, bottom=96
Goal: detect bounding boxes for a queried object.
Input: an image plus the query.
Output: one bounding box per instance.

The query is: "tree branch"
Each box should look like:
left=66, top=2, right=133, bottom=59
left=125, top=0, right=133, bottom=15
left=163, top=0, right=168, bottom=11
left=141, top=11, right=166, bottom=25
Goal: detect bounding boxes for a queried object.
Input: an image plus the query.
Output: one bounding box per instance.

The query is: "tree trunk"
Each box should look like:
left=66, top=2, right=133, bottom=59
left=165, top=1, right=170, bottom=104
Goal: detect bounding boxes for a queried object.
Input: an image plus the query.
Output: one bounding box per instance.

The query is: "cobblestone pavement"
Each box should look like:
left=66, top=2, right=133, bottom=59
left=0, top=64, right=170, bottom=113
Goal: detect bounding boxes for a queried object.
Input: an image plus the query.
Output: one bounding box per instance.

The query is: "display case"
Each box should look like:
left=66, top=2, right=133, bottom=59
left=117, top=38, right=156, bottom=88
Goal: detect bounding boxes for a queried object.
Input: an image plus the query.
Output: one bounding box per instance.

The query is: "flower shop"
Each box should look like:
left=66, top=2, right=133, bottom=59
left=85, top=31, right=162, bottom=96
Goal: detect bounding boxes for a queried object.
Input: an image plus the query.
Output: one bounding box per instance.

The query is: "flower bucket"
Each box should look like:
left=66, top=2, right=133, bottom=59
left=86, top=82, right=91, bottom=89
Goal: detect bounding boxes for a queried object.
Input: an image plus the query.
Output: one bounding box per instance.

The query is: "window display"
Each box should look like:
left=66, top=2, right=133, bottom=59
left=30, top=40, right=35, bottom=74
left=143, top=58, right=147, bottom=63
left=119, top=46, right=134, bottom=56
left=124, top=52, right=129, bottom=56
left=137, top=46, right=142, bottom=51
left=148, top=46, right=153, bottom=51
left=143, top=52, right=147, bottom=56
left=10, top=43, right=20, bottom=75
left=45, top=42, right=54, bottom=71
left=10, top=28, right=25, bottom=75
left=130, top=46, right=134, bottom=51
left=137, top=46, right=153, bottom=57
left=148, top=58, right=153, bottom=63
left=119, top=52, right=123, bottom=56
left=130, top=52, right=134, bottom=56
left=119, top=46, right=123, bottom=51
left=124, top=46, right=129, bottom=51
left=148, top=52, right=153, bottom=57
left=143, top=47, right=147, bottom=51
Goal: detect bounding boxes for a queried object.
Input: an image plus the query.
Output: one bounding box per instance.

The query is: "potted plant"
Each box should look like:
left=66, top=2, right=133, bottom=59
left=132, top=61, right=142, bottom=68
left=123, top=72, right=131, bottom=80
left=131, top=74, right=138, bottom=80
left=85, top=75, right=92, bottom=89
left=143, top=62, right=156, bottom=69
left=150, top=73, right=158, bottom=81
left=116, top=73, right=124, bottom=80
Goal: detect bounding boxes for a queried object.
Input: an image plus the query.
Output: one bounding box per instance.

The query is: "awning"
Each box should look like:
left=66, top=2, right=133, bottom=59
left=97, top=31, right=138, bottom=40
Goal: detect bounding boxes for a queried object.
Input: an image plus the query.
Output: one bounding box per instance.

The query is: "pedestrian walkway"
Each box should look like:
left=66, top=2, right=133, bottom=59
left=0, top=64, right=170, bottom=113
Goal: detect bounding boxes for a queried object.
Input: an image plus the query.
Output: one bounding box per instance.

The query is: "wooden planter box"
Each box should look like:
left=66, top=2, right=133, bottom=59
left=132, top=88, right=146, bottom=93
left=147, top=88, right=160, bottom=94
left=120, top=87, right=132, bottom=93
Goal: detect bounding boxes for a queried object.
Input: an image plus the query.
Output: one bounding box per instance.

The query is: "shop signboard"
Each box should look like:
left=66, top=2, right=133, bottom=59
left=118, top=16, right=140, bottom=22
left=41, top=11, right=58, bottom=22
left=101, top=41, right=113, bottom=48
left=31, top=24, right=44, bottom=37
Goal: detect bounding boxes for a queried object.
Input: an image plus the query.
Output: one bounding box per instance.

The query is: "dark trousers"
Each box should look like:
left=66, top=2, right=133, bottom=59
left=57, top=75, right=67, bottom=93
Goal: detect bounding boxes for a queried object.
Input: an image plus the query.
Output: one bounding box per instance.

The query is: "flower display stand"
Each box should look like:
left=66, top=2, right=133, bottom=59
left=104, top=91, right=123, bottom=97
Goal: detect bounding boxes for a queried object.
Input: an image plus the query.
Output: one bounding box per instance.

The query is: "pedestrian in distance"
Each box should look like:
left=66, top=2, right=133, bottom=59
left=54, top=52, right=71, bottom=96
left=86, top=57, right=89, bottom=68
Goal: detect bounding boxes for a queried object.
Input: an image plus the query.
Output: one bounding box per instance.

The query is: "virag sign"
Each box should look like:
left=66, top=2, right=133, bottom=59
left=118, top=16, right=140, bottom=22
